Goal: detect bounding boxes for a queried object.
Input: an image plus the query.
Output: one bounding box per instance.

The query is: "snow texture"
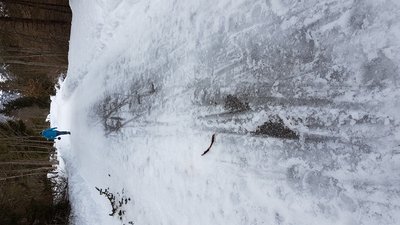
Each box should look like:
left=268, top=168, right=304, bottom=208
left=51, top=0, right=400, bottom=224
left=0, top=68, right=18, bottom=116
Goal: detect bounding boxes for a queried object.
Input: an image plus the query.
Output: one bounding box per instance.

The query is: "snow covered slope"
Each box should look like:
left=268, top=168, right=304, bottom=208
left=51, top=0, right=400, bottom=224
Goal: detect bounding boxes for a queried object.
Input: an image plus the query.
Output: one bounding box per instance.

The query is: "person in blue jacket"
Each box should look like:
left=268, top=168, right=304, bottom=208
left=40, top=127, right=71, bottom=141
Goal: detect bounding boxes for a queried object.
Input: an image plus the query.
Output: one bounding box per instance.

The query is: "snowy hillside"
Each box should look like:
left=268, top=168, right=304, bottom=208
left=51, top=0, right=400, bottom=224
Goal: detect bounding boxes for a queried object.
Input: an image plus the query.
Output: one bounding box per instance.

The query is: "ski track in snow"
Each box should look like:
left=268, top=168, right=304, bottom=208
left=50, top=0, right=400, bottom=224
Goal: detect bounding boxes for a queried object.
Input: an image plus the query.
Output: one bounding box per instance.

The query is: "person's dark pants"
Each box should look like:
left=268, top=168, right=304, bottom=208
left=56, top=131, right=71, bottom=136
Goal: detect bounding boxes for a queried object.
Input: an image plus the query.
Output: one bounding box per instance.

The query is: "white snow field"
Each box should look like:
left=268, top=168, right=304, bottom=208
left=51, top=0, right=400, bottom=224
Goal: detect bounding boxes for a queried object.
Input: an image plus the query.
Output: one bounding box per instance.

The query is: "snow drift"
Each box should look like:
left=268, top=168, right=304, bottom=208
left=51, top=0, right=400, bottom=224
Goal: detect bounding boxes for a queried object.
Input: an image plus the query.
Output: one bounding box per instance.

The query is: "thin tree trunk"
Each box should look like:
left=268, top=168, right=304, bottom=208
left=8, top=151, right=52, bottom=154
left=0, top=161, right=56, bottom=166
left=3, top=53, right=65, bottom=58
left=3, top=145, right=53, bottom=150
left=6, top=167, right=54, bottom=174
left=2, top=60, right=67, bottom=68
left=0, top=137, right=55, bottom=144
left=3, top=46, right=64, bottom=54
left=0, top=172, right=52, bottom=181
left=0, top=17, right=70, bottom=25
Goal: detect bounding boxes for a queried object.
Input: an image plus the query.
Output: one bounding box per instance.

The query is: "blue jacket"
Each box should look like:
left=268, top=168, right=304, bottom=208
left=41, top=127, right=58, bottom=141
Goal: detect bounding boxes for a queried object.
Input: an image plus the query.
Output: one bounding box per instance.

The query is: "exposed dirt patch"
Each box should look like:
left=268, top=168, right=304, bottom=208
left=253, top=116, right=299, bottom=139
left=224, top=94, right=250, bottom=112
